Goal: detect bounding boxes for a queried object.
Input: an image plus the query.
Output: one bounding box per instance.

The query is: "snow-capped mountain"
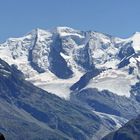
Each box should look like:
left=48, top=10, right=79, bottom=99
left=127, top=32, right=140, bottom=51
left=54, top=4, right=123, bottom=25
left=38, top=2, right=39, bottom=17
left=1, top=27, right=140, bottom=139
left=0, top=27, right=140, bottom=99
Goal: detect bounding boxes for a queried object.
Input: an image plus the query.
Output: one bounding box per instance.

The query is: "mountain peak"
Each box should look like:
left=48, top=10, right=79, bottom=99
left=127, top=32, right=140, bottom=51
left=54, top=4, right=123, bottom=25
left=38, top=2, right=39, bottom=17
left=28, top=28, right=51, bottom=37
left=133, top=31, right=140, bottom=36
left=54, top=26, right=77, bottom=32
left=130, top=32, right=140, bottom=51
left=131, top=32, right=140, bottom=40
left=51, top=26, right=83, bottom=37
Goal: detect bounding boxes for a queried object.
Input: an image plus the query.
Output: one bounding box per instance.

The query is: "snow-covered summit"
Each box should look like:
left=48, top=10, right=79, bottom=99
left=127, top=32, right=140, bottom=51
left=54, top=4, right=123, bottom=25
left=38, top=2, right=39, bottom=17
left=129, top=32, right=140, bottom=51
left=0, top=27, right=140, bottom=99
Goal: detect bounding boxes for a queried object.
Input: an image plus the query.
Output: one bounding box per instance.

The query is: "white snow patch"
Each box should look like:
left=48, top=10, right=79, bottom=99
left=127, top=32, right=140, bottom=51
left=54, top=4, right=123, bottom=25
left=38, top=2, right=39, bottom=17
left=93, top=111, right=128, bottom=129
left=28, top=70, right=83, bottom=99
left=131, top=32, right=140, bottom=51
left=86, top=69, right=138, bottom=97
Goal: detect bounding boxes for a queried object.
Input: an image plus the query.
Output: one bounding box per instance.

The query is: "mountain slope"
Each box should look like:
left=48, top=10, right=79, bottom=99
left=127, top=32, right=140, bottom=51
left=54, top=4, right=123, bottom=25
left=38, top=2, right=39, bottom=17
left=102, top=115, right=140, bottom=140
left=0, top=58, right=127, bottom=140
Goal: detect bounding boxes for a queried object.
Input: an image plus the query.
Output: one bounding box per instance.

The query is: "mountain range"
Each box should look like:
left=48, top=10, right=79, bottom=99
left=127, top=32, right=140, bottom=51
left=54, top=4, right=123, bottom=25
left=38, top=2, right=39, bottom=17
left=0, top=27, right=140, bottom=140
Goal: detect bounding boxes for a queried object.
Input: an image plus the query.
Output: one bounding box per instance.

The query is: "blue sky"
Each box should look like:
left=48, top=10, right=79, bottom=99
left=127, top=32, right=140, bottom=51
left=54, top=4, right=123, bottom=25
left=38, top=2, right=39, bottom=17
left=0, top=0, right=140, bottom=42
